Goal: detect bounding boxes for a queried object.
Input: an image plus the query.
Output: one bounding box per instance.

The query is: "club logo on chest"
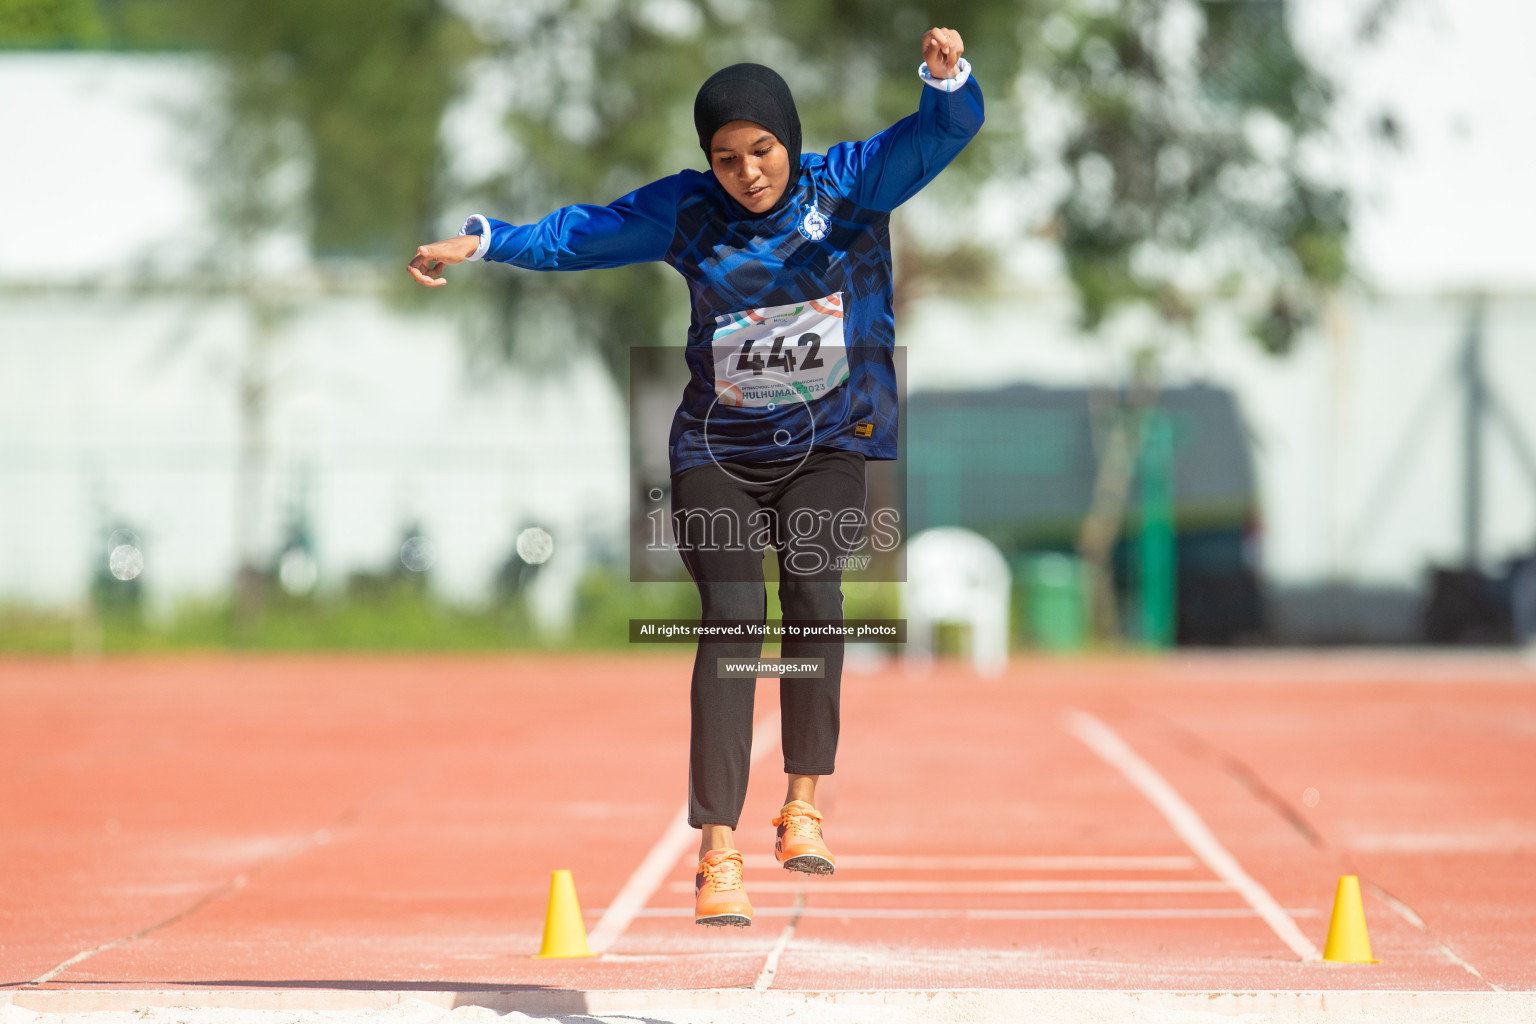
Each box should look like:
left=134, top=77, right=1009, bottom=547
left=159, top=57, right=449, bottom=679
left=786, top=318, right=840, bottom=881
left=798, top=205, right=829, bottom=242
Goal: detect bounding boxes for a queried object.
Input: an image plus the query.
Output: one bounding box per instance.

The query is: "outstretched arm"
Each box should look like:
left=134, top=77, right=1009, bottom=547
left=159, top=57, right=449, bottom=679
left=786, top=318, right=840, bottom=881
left=407, top=177, right=682, bottom=287
left=824, top=27, right=985, bottom=213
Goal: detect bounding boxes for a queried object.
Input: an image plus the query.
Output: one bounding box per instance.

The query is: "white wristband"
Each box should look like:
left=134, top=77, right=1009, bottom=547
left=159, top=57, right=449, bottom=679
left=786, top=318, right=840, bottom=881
left=458, top=215, right=492, bottom=262
left=918, top=56, right=972, bottom=92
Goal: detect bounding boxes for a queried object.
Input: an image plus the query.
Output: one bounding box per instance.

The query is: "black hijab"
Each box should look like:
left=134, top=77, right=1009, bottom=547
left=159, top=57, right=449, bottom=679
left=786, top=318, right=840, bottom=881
left=693, top=63, right=802, bottom=217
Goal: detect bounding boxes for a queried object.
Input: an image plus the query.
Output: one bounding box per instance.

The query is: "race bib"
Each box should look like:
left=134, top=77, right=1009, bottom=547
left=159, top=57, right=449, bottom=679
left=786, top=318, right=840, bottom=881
left=710, top=293, right=849, bottom=408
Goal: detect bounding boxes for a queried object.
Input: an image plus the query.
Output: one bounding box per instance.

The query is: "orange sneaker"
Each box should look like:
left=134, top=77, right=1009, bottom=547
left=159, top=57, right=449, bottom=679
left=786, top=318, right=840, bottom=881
left=773, top=800, right=836, bottom=875
left=694, top=848, right=752, bottom=927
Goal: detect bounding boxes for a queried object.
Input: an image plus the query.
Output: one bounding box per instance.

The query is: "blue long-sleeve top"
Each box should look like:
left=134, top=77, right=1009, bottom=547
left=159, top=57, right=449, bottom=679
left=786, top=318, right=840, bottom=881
left=464, top=63, right=984, bottom=474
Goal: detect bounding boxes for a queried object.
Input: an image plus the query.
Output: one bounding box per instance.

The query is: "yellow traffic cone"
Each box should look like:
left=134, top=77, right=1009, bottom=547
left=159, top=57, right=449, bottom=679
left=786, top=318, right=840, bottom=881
left=532, top=869, right=595, bottom=958
left=1322, top=875, right=1379, bottom=963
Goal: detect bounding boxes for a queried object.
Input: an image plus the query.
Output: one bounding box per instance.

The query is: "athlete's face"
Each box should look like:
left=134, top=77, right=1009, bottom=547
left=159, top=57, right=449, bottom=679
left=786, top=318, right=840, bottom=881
left=709, top=120, right=790, bottom=214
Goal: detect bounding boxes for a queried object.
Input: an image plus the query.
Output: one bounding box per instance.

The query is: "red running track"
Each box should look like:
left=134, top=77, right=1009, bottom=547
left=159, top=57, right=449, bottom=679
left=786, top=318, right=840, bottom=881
left=1, top=651, right=1533, bottom=995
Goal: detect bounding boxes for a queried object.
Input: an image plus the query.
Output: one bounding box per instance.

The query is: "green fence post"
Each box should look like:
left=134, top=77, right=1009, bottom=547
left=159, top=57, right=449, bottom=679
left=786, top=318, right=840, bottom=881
left=1139, top=408, right=1176, bottom=648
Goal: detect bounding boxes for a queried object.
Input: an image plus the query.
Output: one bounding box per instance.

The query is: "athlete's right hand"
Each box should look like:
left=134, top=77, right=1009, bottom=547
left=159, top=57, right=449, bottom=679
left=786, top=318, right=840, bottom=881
left=408, top=234, right=481, bottom=287
left=921, top=26, right=965, bottom=79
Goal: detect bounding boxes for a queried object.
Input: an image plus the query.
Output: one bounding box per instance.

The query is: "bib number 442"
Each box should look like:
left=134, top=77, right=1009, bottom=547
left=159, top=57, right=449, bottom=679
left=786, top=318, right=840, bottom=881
left=735, top=333, right=825, bottom=377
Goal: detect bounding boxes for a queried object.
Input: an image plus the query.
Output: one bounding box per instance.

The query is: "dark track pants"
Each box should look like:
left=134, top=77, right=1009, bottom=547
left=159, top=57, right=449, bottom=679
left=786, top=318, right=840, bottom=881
left=671, top=449, right=866, bottom=830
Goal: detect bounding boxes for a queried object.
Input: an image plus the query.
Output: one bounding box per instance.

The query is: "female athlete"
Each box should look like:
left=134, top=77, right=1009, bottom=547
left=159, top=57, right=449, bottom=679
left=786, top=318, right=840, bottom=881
left=409, top=27, right=982, bottom=927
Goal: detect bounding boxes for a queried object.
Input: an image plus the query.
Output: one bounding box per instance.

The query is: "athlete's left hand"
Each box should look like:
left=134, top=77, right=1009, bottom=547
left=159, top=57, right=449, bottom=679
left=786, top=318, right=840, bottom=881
left=922, top=27, right=965, bottom=79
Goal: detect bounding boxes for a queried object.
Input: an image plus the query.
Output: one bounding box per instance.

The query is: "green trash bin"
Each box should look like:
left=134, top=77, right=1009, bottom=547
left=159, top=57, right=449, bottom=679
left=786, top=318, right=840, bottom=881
left=1023, top=553, right=1088, bottom=652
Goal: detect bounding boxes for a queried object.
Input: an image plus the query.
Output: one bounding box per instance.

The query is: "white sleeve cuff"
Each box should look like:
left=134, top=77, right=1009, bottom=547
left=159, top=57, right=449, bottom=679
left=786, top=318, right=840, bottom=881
left=458, top=215, right=492, bottom=262
left=918, top=56, right=972, bottom=92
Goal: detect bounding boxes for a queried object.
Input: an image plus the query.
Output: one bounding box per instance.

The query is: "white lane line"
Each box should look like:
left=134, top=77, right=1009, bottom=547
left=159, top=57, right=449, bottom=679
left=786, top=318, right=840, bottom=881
left=27, top=940, right=132, bottom=987
left=1367, top=881, right=1501, bottom=991
left=587, top=708, right=782, bottom=955
left=1061, top=707, right=1323, bottom=962
left=615, top=906, right=1321, bottom=919
left=26, top=836, right=314, bottom=985
left=667, top=879, right=1232, bottom=894
left=741, top=854, right=1198, bottom=871
left=586, top=806, right=693, bottom=955
left=752, top=889, right=806, bottom=991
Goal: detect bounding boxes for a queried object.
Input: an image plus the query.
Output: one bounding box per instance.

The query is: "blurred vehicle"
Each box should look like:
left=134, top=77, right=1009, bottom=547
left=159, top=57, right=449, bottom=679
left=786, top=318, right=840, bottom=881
left=1517, top=554, right=1536, bottom=646
left=904, top=383, right=1265, bottom=644
left=1422, top=551, right=1536, bottom=645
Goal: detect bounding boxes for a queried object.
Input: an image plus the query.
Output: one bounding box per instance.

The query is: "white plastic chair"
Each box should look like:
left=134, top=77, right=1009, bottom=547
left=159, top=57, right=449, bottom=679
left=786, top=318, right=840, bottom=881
left=902, top=527, right=1011, bottom=677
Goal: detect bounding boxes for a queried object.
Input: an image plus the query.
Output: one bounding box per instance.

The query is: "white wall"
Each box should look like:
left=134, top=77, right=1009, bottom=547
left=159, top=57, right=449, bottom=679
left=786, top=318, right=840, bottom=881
left=0, top=52, right=631, bottom=616
left=0, top=293, right=629, bottom=612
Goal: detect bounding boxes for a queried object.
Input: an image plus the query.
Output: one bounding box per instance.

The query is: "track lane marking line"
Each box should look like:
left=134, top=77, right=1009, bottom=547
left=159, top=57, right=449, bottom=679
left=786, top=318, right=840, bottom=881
left=21, top=768, right=436, bottom=988
left=740, top=854, right=1199, bottom=871
left=752, top=888, right=806, bottom=991
left=587, top=708, right=782, bottom=955
left=608, top=906, right=1322, bottom=919
left=665, top=879, right=1234, bottom=894
left=1061, top=707, right=1323, bottom=962
left=1367, top=880, right=1501, bottom=990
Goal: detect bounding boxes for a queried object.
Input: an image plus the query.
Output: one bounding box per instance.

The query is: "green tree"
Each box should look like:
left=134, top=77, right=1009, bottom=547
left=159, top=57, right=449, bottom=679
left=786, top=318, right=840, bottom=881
left=81, top=0, right=476, bottom=622
left=453, top=0, right=1032, bottom=573
left=460, top=0, right=1028, bottom=383
left=0, top=0, right=104, bottom=46
left=97, top=0, right=475, bottom=260
left=1029, top=0, right=1357, bottom=639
